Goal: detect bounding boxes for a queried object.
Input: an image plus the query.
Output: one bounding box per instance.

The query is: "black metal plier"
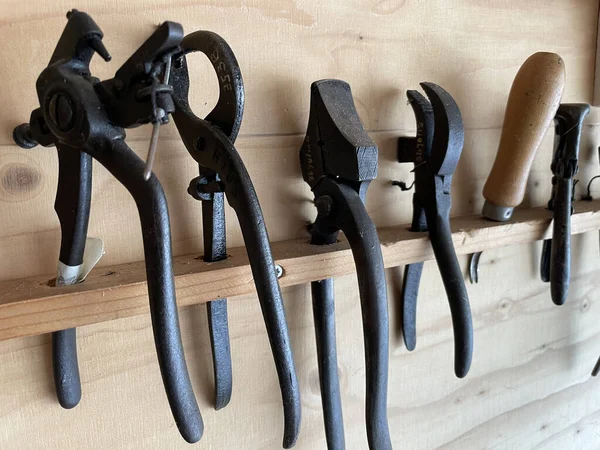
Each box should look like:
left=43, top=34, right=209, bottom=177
left=300, top=79, right=391, bottom=450
left=540, top=103, right=590, bottom=305
left=170, top=30, right=301, bottom=448
left=13, top=10, right=202, bottom=443
left=396, top=83, right=473, bottom=378
left=13, top=11, right=301, bottom=447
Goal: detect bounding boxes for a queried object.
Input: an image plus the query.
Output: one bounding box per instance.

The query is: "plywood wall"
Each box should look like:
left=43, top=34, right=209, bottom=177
left=0, top=1, right=599, bottom=448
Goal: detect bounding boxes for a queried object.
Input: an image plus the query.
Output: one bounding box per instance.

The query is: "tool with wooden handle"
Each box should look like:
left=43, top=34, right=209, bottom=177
left=468, top=52, right=565, bottom=283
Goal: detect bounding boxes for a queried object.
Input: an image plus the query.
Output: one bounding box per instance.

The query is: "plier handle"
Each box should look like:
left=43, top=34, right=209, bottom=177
left=177, top=31, right=245, bottom=413
left=52, top=146, right=92, bottom=409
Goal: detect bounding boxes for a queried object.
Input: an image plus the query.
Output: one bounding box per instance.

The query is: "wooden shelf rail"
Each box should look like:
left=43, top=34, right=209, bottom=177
left=1, top=200, right=600, bottom=342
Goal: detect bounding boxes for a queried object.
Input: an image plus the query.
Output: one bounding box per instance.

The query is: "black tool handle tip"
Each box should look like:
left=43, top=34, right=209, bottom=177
left=52, top=328, right=82, bottom=409
left=13, top=124, right=38, bottom=149
left=592, top=356, right=600, bottom=376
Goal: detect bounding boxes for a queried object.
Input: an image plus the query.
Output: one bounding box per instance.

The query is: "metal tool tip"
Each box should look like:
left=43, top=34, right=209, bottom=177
left=592, top=355, right=600, bottom=376
left=90, top=37, right=112, bottom=62
left=143, top=169, right=151, bottom=181
left=13, top=124, right=38, bottom=149
left=468, top=252, right=482, bottom=284
left=482, top=201, right=513, bottom=222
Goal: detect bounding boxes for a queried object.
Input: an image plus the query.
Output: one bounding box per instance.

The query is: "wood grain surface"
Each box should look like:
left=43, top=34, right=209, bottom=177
left=0, top=0, right=599, bottom=449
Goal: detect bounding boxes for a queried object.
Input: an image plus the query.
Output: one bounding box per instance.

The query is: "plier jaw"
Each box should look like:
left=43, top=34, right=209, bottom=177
left=552, top=105, right=590, bottom=173
left=300, top=79, right=378, bottom=194
left=396, top=82, right=473, bottom=378
left=170, top=31, right=244, bottom=140
left=95, top=21, right=183, bottom=129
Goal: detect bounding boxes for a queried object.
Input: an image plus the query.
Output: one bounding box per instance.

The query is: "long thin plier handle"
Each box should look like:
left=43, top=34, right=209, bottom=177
left=311, top=177, right=391, bottom=450
left=53, top=143, right=93, bottom=409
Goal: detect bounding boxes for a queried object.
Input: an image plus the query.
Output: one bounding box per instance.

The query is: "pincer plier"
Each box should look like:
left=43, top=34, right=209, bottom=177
left=395, top=83, right=473, bottom=378
left=170, top=29, right=301, bottom=448
left=540, top=103, right=590, bottom=305
left=300, top=79, right=391, bottom=450
left=13, top=10, right=301, bottom=447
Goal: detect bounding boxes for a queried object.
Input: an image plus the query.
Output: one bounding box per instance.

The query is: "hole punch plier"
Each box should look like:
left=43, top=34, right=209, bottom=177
left=14, top=10, right=202, bottom=442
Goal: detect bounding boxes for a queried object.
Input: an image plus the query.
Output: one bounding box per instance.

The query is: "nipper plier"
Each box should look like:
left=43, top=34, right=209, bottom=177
left=396, top=83, right=473, bottom=378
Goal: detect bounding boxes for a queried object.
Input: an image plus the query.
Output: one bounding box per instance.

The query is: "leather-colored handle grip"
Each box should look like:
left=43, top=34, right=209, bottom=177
left=483, top=52, right=565, bottom=212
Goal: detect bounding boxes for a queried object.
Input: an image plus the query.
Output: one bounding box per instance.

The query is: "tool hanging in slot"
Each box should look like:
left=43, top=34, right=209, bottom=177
left=13, top=10, right=301, bottom=447
left=178, top=32, right=242, bottom=414
left=299, top=79, right=391, bottom=450
left=394, top=83, right=473, bottom=378
left=539, top=103, right=589, bottom=305
left=468, top=52, right=565, bottom=284
left=13, top=10, right=202, bottom=442
left=171, top=31, right=301, bottom=449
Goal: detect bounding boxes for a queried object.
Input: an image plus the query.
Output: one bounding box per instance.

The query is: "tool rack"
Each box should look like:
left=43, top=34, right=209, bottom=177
left=1, top=199, right=599, bottom=342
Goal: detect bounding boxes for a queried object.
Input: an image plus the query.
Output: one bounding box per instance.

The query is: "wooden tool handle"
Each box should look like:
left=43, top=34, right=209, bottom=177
left=482, top=52, right=565, bottom=220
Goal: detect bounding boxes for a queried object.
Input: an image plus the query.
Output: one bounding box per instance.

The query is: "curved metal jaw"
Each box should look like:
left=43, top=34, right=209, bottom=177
left=171, top=31, right=301, bottom=448
left=397, top=82, right=473, bottom=378
left=301, top=79, right=391, bottom=449
left=399, top=83, right=463, bottom=175
left=420, top=82, right=464, bottom=176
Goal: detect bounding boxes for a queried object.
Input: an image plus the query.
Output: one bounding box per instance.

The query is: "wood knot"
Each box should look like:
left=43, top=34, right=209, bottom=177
left=499, top=298, right=511, bottom=311
left=0, top=162, right=42, bottom=200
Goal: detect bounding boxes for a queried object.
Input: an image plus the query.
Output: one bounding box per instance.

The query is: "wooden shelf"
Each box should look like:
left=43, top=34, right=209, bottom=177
left=1, top=199, right=599, bottom=342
